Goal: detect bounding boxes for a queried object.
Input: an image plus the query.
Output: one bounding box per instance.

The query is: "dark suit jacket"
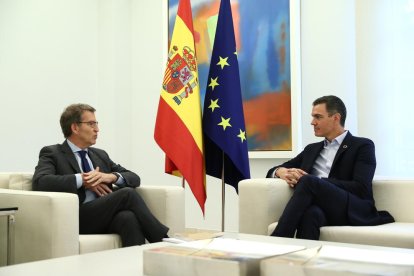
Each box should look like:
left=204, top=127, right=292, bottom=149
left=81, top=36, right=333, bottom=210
left=266, top=132, right=394, bottom=226
left=33, top=140, right=140, bottom=203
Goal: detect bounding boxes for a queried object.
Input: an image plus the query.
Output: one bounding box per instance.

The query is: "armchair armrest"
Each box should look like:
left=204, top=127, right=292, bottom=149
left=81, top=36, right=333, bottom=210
left=0, top=189, right=79, bottom=264
left=239, top=178, right=293, bottom=235
left=136, top=186, right=185, bottom=236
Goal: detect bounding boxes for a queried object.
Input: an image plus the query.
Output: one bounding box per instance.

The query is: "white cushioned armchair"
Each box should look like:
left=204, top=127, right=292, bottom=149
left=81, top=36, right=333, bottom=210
left=0, top=172, right=184, bottom=264
left=239, top=178, right=414, bottom=249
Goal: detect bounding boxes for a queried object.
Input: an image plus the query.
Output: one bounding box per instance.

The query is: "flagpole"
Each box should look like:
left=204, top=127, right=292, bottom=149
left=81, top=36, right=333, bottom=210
left=202, top=0, right=250, bottom=223
left=221, top=152, right=225, bottom=232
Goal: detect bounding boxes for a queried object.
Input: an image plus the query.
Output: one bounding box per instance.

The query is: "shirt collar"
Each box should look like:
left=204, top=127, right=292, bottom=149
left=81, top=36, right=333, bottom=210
left=324, top=130, right=348, bottom=146
left=66, top=139, right=87, bottom=154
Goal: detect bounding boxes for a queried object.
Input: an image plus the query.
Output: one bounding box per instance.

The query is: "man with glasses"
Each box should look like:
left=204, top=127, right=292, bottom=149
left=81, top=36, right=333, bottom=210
left=33, top=103, right=169, bottom=246
left=266, top=95, right=394, bottom=240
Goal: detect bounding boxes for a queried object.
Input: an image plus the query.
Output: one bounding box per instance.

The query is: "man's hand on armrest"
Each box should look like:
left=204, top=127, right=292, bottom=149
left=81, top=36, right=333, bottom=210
left=275, top=167, right=308, bottom=188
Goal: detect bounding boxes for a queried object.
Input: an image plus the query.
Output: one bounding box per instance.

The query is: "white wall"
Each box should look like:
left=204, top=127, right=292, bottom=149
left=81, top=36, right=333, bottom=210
left=0, top=0, right=100, bottom=167
left=301, top=0, right=358, bottom=142
left=355, top=0, right=414, bottom=178
left=0, top=0, right=385, bottom=232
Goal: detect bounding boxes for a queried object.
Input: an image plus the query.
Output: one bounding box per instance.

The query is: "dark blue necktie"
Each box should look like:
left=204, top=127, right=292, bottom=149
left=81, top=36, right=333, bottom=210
left=78, top=150, right=92, bottom=172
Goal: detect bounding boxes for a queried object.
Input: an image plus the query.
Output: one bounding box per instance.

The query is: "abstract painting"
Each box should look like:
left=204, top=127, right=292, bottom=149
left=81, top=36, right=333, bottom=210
left=168, top=0, right=300, bottom=156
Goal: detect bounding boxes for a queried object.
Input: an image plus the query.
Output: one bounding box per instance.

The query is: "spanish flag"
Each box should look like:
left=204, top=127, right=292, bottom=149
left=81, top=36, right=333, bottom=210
left=154, top=0, right=206, bottom=214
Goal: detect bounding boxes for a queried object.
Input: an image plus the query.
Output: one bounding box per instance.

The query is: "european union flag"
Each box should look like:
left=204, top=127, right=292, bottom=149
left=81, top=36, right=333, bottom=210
left=202, top=0, right=250, bottom=191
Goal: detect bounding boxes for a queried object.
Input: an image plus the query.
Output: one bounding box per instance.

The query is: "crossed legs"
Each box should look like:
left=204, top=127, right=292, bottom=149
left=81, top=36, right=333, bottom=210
left=79, top=187, right=169, bottom=246
left=271, top=174, right=349, bottom=240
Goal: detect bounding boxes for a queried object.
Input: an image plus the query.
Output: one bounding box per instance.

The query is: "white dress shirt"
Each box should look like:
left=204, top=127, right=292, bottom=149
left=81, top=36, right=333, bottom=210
left=311, top=131, right=348, bottom=178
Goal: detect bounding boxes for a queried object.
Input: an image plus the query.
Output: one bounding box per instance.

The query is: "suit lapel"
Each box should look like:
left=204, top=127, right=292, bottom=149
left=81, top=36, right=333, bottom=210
left=61, top=141, right=107, bottom=173
left=305, top=142, right=324, bottom=172
left=331, top=132, right=352, bottom=170
left=61, top=141, right=82, bottom=173
left=88, top=149, right=105, bottom=172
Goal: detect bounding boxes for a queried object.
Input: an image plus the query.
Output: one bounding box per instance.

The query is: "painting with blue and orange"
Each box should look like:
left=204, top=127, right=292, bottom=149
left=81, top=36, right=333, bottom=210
left=168, top=0, right=292, bottom=151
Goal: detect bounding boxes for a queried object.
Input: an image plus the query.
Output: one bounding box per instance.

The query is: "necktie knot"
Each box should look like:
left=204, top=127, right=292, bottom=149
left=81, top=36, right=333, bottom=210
left=78, top=150, right=92, bottom=172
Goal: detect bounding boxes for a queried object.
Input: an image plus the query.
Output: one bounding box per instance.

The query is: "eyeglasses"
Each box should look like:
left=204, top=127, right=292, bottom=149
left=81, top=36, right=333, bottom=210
left=77, top=121, right=99, bottom=128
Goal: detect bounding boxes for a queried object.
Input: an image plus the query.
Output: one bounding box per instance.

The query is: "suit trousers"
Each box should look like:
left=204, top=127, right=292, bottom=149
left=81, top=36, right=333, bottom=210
left=79, top=187, right=169, bottom=246
left=271, top=174, right=349, bottom=240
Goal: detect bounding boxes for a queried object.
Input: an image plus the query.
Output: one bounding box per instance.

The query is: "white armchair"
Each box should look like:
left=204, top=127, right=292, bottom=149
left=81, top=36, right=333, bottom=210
left=0, top=172, right=185, bottom=265
left=239, top=178, right=414, bottom=249
left=239, top=178, right=292, bottom=235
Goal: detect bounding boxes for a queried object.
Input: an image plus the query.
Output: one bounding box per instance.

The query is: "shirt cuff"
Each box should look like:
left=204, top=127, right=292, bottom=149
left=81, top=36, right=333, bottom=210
left=113, top=172, right=126, bottom=187
left=274, top=167, right=281, bottom=178
left=75, top=173, right=83, bottom=188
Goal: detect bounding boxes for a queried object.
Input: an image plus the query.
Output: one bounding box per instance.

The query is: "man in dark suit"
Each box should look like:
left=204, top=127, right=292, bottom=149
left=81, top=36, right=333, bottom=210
left=33, top=103, right=169, bottom=246
left=267, top=95, right=393, bottom=240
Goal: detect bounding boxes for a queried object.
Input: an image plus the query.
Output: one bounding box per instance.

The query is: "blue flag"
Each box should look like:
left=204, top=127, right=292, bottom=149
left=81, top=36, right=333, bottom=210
left=202, top=0, right=250, bottom=191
